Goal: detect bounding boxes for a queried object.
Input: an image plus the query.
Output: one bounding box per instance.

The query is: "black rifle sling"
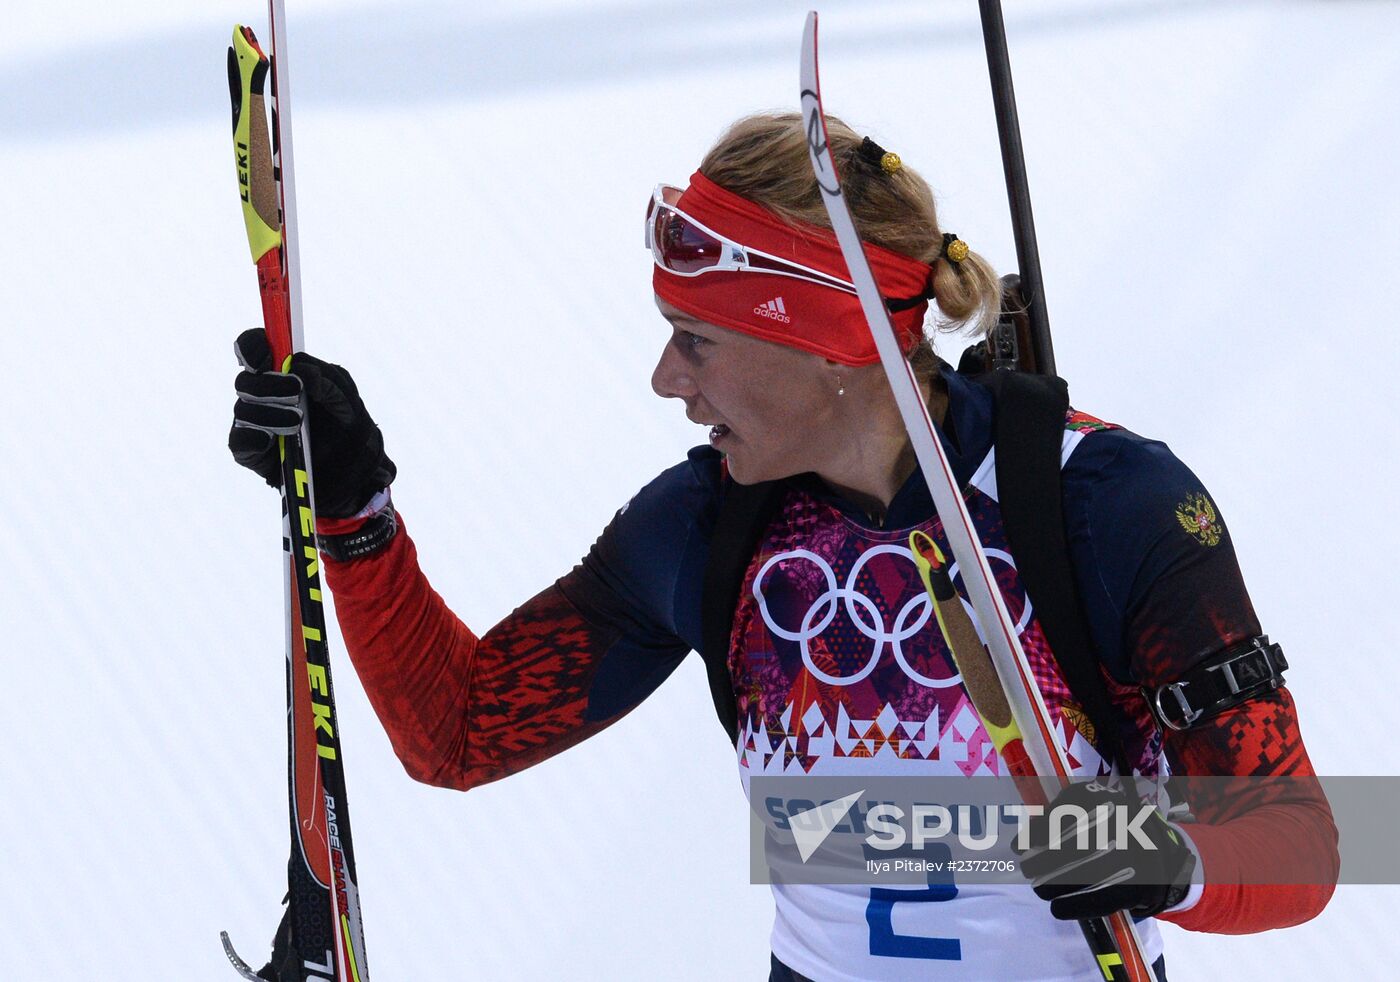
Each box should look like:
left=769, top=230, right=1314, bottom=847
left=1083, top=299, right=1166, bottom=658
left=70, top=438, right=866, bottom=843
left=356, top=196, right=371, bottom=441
left=982, top=371, right=1127, bottom=772
left=699, top=375, right=1127, bottom=768
left=700, top=477, right=786, bottom=739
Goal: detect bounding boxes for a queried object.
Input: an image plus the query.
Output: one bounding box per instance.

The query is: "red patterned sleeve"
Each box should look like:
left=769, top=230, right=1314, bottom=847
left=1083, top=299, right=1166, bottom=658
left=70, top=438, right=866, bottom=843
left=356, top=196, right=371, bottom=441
left=1124, top=536, right=1339, bottom=933
left=1156, top=692, right=1338, bottom=933
left=321, top=517, right=638, bottom=790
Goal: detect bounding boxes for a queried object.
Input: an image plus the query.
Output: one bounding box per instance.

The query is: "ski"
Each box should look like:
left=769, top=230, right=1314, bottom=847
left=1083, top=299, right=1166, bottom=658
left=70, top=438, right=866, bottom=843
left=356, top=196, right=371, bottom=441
left=798, top=12, right=1153, bottom=982
left=224, top=6, right=371, bottom=981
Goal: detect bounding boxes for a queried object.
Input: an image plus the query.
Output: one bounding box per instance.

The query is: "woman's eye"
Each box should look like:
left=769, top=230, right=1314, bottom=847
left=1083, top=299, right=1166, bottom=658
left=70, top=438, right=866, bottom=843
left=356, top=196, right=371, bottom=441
left=681, top=331, right=707, bottom=348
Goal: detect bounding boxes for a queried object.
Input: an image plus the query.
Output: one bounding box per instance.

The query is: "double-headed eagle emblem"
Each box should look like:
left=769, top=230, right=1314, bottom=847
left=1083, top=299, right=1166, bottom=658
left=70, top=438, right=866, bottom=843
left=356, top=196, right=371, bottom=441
left=1176, top=493, right=1222, bottom=547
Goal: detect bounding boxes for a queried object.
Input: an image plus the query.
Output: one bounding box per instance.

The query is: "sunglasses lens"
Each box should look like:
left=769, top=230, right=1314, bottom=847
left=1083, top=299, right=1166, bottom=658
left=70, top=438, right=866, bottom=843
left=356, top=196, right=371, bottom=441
left=653, top=206, right=727, bottom=274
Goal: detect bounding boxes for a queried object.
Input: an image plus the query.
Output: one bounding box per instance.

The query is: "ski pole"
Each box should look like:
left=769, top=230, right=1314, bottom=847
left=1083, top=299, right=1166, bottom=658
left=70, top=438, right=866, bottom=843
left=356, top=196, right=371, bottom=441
left=223, top=7, right=372, bottom=980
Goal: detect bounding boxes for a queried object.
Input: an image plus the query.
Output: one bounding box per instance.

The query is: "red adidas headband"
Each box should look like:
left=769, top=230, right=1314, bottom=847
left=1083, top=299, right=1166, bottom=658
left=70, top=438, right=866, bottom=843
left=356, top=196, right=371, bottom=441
left=651, top=172, right=933, bottom=366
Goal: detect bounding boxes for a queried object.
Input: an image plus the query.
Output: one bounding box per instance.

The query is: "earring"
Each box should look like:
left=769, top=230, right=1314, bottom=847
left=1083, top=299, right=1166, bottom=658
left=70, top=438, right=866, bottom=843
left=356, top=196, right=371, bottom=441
left=836, top=374, right=846, bottom=397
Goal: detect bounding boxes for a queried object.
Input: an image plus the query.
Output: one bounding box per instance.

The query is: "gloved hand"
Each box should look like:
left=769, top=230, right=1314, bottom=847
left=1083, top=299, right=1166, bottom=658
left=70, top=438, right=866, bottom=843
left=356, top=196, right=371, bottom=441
left=228, top=328, right=396, bottom=518
left=1015, top=779, right=1196, bottom=921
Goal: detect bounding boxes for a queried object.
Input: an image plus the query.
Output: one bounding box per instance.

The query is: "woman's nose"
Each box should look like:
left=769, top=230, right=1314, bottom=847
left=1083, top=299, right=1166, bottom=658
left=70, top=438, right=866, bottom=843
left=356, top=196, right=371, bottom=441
left=651, top=343, right=696, bottom=400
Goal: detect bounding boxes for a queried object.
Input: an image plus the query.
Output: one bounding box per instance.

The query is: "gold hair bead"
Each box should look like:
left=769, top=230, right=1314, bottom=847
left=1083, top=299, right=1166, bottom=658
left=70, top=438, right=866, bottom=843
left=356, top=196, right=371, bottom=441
left=945, top=238, right=970, bottom=263
left=879, top=151, right=902, bottom=175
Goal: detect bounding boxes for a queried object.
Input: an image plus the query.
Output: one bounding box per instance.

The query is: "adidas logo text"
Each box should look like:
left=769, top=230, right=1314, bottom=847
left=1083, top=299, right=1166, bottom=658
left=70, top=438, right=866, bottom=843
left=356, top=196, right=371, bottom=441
left=754, top=296, right=791, bottom=323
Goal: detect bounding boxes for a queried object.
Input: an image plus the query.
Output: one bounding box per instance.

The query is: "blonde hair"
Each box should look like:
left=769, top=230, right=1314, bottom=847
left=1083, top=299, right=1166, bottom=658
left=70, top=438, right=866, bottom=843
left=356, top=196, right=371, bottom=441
left=699, top=112, right=1002, bottom=357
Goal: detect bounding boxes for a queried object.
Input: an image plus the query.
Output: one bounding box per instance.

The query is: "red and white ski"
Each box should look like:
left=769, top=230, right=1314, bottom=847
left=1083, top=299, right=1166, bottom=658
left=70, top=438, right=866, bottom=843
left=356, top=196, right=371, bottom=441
left=799, top=11, right=1153, bottom=982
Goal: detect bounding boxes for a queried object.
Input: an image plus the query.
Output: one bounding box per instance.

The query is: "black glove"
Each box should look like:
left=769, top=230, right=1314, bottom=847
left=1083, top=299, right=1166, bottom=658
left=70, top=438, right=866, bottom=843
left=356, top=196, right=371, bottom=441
left=1015, top=780, right=1196, bottom=921
left=228, top=328, right=396, bottom=519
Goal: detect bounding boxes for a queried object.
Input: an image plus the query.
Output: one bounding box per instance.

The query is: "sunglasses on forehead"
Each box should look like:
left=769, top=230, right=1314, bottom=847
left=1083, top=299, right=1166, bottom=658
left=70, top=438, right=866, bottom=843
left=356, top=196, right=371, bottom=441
left=644, top=184, right=931, bottom=313
left=645, top=184, right=859, bottom=294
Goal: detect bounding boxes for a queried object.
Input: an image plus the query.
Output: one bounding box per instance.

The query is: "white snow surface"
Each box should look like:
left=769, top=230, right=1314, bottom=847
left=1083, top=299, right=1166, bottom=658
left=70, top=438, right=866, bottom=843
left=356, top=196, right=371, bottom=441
left=2, top=0, right=1398, bottom=978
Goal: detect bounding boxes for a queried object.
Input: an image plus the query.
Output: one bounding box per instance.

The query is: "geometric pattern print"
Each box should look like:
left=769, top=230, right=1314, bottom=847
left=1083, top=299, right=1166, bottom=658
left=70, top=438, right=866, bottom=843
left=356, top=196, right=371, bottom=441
left=737, top=693, right=1108, bottom=778
left=727, top=465, right=1152, bottom=784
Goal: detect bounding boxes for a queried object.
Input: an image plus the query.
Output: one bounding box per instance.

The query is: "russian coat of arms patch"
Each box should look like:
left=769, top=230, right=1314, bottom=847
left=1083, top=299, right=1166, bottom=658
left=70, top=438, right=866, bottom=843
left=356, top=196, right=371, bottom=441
left=1176, top=492, right=1222, bottom=547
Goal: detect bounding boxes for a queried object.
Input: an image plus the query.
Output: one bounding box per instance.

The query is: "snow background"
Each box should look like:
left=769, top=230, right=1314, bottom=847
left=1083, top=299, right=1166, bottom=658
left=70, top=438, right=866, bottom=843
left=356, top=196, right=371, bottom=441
left=2, top=0, right=1397, bottom=977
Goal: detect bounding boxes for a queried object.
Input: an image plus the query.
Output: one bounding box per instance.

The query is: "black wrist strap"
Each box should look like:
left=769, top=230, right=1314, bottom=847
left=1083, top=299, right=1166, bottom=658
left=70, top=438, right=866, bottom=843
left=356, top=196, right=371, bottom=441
left=1163, top=844, right=1197, bottom=910
left=1145, top=635, right=1288, bottom=731
left=316, top=502, right=399, bottom=563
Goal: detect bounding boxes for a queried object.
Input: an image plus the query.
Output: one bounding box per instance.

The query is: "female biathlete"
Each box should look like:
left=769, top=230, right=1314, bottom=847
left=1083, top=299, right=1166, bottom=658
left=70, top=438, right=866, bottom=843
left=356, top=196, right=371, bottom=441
left=228, top=113, right=1337, bottom=981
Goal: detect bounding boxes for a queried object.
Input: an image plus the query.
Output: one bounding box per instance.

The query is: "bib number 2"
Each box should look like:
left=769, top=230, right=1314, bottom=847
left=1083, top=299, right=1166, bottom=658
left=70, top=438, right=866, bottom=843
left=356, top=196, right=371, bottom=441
left=864, top=843, right=961, bottom=960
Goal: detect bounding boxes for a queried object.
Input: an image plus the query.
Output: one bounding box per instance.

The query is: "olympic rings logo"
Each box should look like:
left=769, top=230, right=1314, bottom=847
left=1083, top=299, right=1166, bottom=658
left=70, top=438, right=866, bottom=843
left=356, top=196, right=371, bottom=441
left=751, top=544, right=1032, bottom=688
